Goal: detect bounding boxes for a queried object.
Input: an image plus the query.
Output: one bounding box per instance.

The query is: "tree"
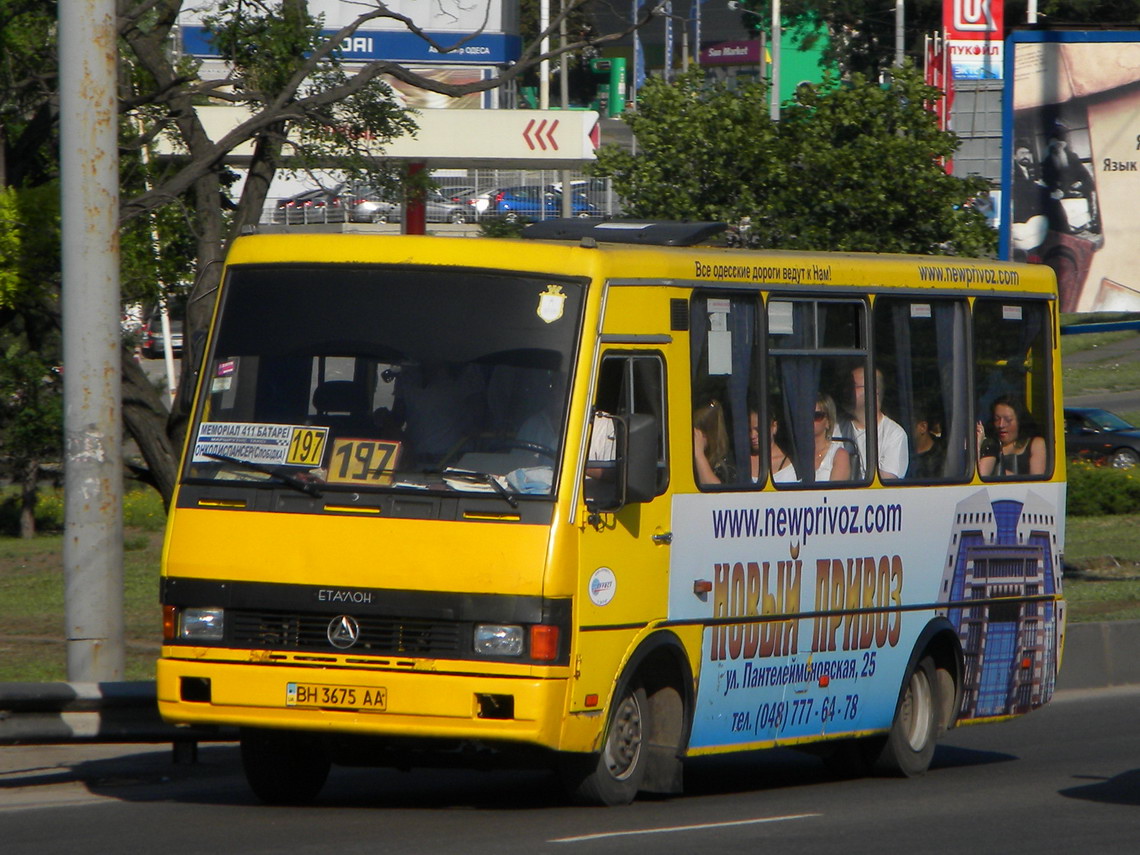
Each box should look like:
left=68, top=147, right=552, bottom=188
left=593, top=66, right=996, bottom=256
left=0, top=184, right=63, bottom=536
left=733, top=1, right=1140, bottom=80
left=0, top=0, right=652, bottom=508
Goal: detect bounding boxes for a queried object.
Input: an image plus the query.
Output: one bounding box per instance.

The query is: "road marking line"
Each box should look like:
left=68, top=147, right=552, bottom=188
left=549, top=813, right=821, bottom=843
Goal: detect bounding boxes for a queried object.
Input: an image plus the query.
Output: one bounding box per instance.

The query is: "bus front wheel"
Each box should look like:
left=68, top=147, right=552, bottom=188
left=872, top=655, right=938, bottom=777
left=240, top=727, right=331, bottom=805
left=560, top=684, right=649, bottom=805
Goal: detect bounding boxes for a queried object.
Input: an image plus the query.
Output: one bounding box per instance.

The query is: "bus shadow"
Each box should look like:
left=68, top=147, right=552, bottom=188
left=1059, top=770, right=1140, bottom=806
left=56, top=742, right=1020, bottom=809
left=682, top=743, right=1017, bottom=798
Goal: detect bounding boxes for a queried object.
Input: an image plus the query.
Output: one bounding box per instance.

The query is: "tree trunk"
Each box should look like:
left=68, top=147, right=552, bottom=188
left=19, top=457, right=38, bottom=538
left=122, top=347, right=179, bottom=508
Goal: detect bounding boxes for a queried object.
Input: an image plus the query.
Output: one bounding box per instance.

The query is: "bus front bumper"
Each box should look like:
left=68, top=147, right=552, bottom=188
left=157, top=655, right=580, bottom=751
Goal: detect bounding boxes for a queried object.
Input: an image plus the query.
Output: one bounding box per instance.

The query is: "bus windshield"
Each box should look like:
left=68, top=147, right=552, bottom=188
left=184, top=264, right=585, bottom=498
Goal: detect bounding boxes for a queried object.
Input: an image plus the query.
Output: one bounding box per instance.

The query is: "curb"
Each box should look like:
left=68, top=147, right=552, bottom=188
left=1057, top=619, right=1140, bottom=691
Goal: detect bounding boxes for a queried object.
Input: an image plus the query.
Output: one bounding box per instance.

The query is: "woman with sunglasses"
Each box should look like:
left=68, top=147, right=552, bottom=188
left=977, top=394, right=1046, bottom=477
left=814, top=394, right=851, bottom=481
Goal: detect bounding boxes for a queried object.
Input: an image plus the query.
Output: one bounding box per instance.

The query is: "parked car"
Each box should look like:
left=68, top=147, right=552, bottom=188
left=140, top=312, right=183, bottom=358
left=273, top=185, right=349, bottom=224
left=486, top=185, right=598, bottom=220
left=423, top=190, right=471, bottom=223
left=1064, top=406, right=1140, bottom=467
left=342, top=186, right=401, bottom=223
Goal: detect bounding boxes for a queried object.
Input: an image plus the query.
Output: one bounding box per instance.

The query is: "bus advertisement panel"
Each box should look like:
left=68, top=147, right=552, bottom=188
left=670, top=483, right=1064, bottom=751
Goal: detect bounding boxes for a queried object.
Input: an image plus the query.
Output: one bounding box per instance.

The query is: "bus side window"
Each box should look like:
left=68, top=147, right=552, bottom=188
left=585, top=353, right=668, bottom=505
left=973, top=300, right=1053, bottom=480
left=874, top=298, right=971, bottom=483
left=690, top=293, right=762, bottom=489
left=767, top=297, right=870, bottom=487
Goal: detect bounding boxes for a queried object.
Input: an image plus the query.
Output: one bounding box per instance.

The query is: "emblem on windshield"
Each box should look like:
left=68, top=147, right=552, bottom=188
left=537, top=284, right=566, bottom=323
left=327, top=615, right=361, bottom=649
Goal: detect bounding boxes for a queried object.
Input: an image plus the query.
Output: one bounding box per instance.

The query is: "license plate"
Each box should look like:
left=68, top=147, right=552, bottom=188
left=286, top=682, right=387, bottom=711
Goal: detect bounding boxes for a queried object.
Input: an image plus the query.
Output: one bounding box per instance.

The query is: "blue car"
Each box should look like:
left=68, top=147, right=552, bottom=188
left=488, top=185, right=597, bottom=220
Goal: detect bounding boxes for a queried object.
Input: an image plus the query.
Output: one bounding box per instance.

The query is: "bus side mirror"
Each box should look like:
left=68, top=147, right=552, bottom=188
left=585, top=413, right=658, bottom=514
left=622, top=413, right=658, bottom=504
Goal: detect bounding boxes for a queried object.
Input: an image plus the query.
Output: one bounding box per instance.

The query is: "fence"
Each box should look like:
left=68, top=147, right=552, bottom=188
left=260, top=169, right=622, bottom=225
left=0, top=681, right=232, bottom=757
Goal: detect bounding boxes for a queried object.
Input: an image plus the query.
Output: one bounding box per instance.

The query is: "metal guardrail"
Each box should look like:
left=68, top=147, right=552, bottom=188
left=0, top=681, right=232, bottom=750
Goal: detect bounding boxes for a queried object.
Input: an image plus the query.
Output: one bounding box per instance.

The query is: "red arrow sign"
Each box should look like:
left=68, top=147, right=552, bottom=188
left=523, top=118, right=560, bottom=151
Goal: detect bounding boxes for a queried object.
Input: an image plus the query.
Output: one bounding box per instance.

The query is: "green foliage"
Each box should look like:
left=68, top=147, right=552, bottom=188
left=0, top=485, right=167, bottom=536
left=207, top=0, right=324, bottom=95
left=595, top=72, right=775, bottom=223
left=203, top=1, right=418, bottom=184
left=0, top=184, right=62, bottom=311
left=593, top=66, right=996, bottom=257
left=479, top=217, right=530, bottom=238
left=1066, top=461, right=1140, bottom=516
left=0, top=345, right=63, bottom=472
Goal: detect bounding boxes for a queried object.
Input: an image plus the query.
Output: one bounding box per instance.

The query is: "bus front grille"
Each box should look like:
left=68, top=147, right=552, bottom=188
left=230, top=610, right=465, bottom=656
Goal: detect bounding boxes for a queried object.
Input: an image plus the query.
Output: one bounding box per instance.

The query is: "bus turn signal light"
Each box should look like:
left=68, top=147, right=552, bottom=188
left=530, top=625, right=560, bottom=661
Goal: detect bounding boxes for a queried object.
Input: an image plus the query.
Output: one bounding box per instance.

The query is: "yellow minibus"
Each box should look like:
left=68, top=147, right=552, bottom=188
left=158, top=220, right=1065, bottom=805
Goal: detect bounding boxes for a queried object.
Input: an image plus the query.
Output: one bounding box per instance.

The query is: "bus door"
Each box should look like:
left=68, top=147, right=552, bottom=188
left=574, top=350, right=672, bottom=705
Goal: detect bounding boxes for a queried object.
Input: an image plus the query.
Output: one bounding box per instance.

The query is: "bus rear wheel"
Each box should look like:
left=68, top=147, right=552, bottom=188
left=872, top=655, right=938, bottom=777
left=561, top=684, right=649, bottom=805
left=240, top=727, right=331, bottom=805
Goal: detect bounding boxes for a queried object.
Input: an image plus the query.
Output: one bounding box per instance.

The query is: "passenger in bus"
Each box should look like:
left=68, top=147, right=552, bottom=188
left=912, top=403, right=946, bottom=479
left=763, top=412, right=798, bottom=483
left=814, top=394, right=851, bottom=481
left=394, top=361, right=485, bottom=466
left=844, top=366, right=909, bottom=479
left=693, top=400, right=732, bottom=485
left=977, top=395, right=1047, bottom=477
left=585, top=409, right=617, bottom=482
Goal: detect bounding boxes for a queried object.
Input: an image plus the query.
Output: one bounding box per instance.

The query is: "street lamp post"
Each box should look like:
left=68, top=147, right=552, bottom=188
left=728, top=1, right=779, bottom=120
left=654, top=2, right=692, bottom=83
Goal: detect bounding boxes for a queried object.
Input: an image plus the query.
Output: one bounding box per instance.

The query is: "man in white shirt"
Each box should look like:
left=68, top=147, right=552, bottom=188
left=849, top=366, right=909, bottom=480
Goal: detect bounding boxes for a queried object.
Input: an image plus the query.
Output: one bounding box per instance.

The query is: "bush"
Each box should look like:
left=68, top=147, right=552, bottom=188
left=477, top=216, right=528, bottom=238
left=1066, top=460, right=1140, bottom=516
left=0, top=484, right=166, bottom=536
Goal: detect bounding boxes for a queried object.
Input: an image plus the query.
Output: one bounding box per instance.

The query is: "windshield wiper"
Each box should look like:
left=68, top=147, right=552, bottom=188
left=204, top=452, right=324, bottom=498
left=442, top=468, right=519, bottom=508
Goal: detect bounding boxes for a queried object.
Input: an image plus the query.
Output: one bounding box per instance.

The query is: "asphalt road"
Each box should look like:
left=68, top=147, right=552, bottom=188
left=2, top=685, right=1137, bottom=854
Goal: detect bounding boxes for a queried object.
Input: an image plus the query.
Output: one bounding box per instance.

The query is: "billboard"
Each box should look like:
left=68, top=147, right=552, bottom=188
left=1002, top=31, right=1140, bottom=312
left=179, top=0, right=521, bottom=65
left=943, top=0, right=1004, bottom=79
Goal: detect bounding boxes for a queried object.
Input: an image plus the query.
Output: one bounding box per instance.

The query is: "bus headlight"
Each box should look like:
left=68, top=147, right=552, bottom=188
left=473, top=624, right=524, bottom=656
left=180, top=607, right=225, bottom=641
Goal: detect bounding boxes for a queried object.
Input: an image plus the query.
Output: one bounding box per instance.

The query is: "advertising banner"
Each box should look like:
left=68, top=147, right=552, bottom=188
left=179, top=0, right=521, bottom=65
left=943, top=0, right=1004, bottom=79
left=669, top=483, right=1063, bottom=751
left=1003, top=31, right=1140, bottom=312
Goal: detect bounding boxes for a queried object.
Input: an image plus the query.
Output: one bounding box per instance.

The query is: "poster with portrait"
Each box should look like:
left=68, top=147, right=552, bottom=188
left=1003, top=31, right=1140, bottom=313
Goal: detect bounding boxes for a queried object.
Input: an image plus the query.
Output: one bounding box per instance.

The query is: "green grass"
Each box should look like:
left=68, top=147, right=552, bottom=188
left=1063, top=514, right=1140, bottom=622
left=0, top=485, right=166, bottom=682
left=1059, top=315, right=1140, bottom=400
left=0, top=529, right=163, bottom=681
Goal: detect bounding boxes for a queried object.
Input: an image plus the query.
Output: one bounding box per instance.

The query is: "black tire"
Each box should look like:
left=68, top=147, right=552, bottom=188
left=871, top=655, right=939, bottom=777
left=371, top=211, right=388, bottom=224
left=240, top=727, right=331, bottom=805
left=561, top=684, right=649, bottom=806
left=449, top=209, right=467, bottom=224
